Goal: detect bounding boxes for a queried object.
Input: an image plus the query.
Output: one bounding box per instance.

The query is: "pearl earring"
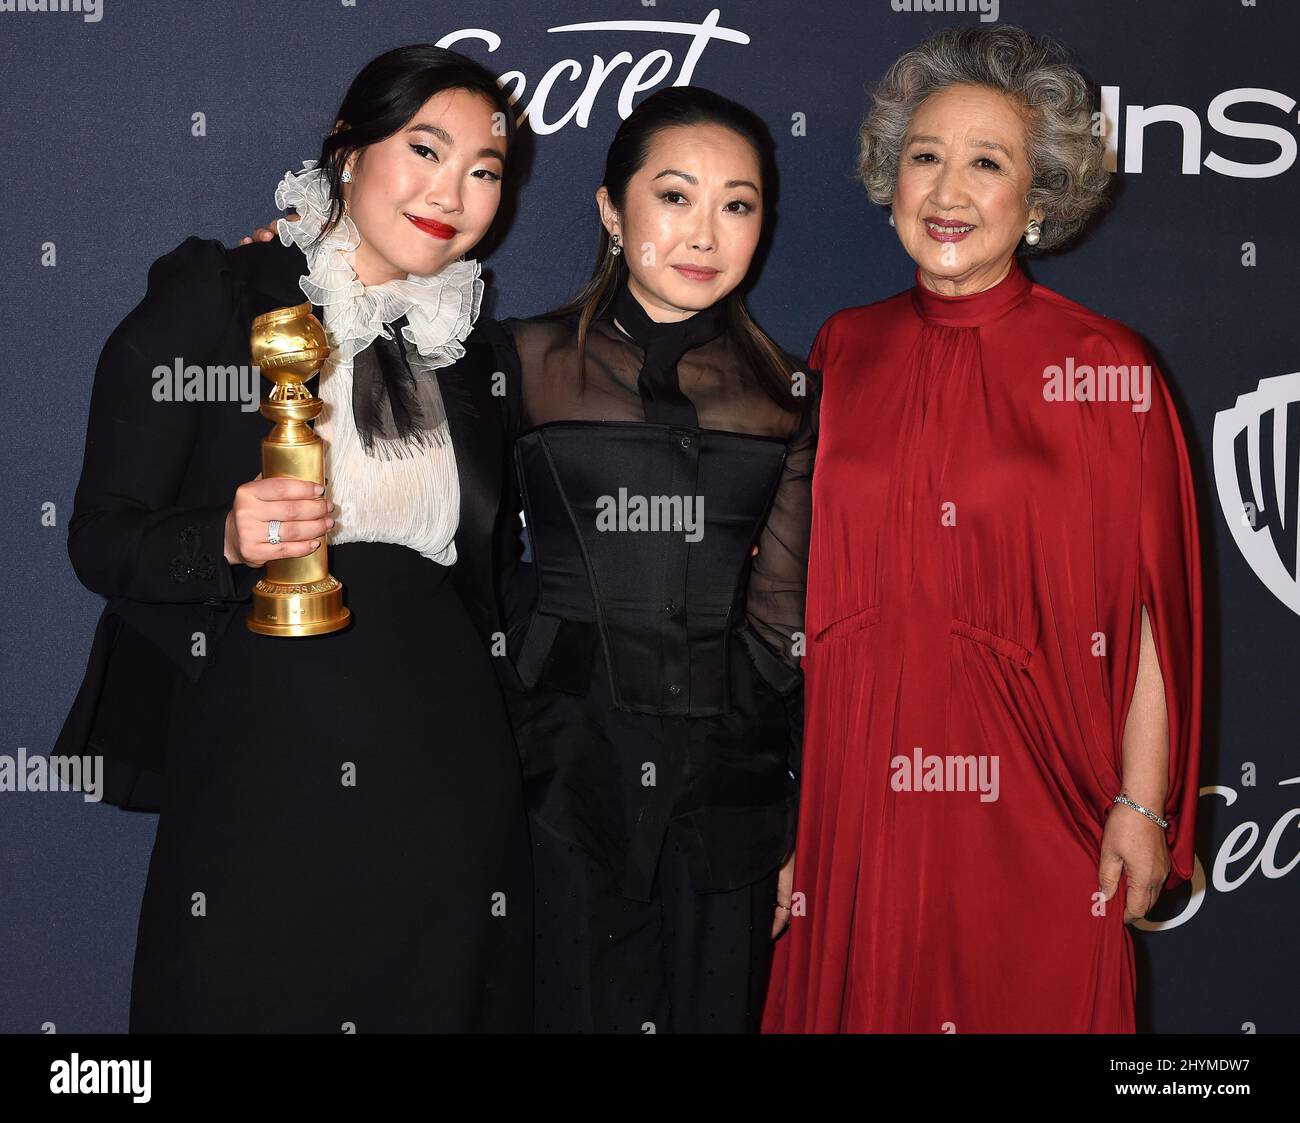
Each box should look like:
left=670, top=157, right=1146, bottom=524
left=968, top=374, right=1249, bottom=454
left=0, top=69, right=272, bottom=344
left=341, top=169, right=353, bottom=183
left=609, top=232, right=622, bottom=257
left=1024, top=219, right=1042, bottom=246
left=888, top=213, right=895, bottom=227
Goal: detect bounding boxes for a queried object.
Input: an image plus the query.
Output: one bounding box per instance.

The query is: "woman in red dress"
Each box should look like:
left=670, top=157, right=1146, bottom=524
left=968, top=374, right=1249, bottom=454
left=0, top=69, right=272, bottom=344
left=763, top=26, right=1203, bottom=1033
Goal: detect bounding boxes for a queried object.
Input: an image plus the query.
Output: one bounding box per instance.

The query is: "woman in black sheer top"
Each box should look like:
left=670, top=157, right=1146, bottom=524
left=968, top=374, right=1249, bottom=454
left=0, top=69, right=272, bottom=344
left=498, top=87, right=818, bottom=1033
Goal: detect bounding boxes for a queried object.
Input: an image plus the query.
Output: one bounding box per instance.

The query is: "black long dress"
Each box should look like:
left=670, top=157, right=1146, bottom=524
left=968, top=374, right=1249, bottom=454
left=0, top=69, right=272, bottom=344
left=59, top=235, right=532, bottom=1032
left=499, top=278, right=817, bottom=1033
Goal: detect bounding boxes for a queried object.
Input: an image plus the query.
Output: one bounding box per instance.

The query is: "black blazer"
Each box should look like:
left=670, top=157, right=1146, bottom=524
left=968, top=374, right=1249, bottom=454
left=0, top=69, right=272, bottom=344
left=55, top=235, right=521, bottom=810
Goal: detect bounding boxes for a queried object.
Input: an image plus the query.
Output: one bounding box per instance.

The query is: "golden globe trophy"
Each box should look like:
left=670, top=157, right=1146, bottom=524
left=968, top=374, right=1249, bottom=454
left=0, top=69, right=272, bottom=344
left=245, top=302, right=350, bottom=636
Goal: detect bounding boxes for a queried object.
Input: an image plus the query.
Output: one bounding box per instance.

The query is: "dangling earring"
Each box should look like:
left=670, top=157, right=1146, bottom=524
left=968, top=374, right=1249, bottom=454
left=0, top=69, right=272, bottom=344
left=1024, top=219, right=1042, bottom=246
left=888, top=213, right=895, bottom=227
left=609, top=232, right=622, bottom=257
left=341, top=169, right=353, bottom=183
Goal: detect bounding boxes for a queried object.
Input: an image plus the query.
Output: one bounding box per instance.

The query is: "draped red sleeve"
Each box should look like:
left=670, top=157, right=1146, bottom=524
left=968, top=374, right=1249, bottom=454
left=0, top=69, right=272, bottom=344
left=1129, top=360, right=1204, bottom=887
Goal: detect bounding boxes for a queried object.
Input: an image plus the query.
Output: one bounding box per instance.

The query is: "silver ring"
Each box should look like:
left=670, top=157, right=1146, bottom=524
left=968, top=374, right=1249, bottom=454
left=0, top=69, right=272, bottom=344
left=267, top=519, right=281, bottom=545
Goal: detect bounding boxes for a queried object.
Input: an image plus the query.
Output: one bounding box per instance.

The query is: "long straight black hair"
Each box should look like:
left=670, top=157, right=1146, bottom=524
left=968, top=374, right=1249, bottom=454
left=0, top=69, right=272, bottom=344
left=547, top=86, right=808, bottom=414
left=312, top=44, right=517, bottom=243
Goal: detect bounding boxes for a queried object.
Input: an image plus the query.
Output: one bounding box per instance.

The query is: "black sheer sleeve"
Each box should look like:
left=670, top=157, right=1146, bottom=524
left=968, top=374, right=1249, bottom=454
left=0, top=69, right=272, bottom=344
left=744, top=367, right=820, bottom=668
left=743, top=363, right=820, bottom=786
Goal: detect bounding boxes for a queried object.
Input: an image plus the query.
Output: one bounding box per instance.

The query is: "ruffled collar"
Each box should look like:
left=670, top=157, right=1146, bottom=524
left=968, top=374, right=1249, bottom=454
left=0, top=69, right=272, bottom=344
left=273, top=159, right=483, bottom=370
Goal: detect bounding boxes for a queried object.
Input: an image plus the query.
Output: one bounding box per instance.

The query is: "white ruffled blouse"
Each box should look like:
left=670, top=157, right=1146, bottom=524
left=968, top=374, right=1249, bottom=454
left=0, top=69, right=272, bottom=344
left=273, top=160, right=481, bottom=566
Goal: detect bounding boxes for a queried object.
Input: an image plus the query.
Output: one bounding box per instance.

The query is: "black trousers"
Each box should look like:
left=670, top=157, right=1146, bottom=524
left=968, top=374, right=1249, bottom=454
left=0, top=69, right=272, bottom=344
left=530, top=815, right=779, bottom=1033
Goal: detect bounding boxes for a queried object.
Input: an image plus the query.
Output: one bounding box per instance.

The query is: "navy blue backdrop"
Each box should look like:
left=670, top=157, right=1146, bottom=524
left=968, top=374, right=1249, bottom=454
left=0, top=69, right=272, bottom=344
left=1, top=0, right=1297, bottom=1033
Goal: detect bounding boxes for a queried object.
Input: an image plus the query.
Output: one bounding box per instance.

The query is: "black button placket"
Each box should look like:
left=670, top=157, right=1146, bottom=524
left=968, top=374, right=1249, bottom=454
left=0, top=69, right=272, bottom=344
left=659, top=425, right=698, bottom=715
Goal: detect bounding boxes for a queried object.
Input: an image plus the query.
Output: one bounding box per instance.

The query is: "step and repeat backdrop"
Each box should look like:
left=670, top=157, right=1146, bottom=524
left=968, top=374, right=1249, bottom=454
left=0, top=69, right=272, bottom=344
left=1, top=0, right=1296, bottom=1032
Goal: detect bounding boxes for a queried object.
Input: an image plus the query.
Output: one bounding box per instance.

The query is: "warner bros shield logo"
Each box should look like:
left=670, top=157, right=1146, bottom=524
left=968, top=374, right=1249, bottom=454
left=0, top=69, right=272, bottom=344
left=1214, top=372, right=1300, bottom=616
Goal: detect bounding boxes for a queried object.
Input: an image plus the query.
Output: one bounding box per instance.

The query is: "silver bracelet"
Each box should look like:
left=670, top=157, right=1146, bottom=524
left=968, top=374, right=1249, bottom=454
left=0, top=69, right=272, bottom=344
left=1113, top=793, right=1168, bottom=830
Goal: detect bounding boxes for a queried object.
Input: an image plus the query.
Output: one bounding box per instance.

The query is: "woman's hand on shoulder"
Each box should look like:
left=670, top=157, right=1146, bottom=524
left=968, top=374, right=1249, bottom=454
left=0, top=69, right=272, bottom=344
left=223, top=473, right=334, bottom=567
left=237, top=212, right=300, bottom=246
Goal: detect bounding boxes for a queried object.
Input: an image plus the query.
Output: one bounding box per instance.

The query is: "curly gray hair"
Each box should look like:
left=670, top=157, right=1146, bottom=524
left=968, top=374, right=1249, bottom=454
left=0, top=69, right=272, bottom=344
left=859, top=25, right=1110, bottom=252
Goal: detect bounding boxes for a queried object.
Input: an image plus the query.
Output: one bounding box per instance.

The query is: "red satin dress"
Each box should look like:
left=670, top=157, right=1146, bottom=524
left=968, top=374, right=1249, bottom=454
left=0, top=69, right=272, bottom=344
left=762, top=262, right=1202, bottom=1033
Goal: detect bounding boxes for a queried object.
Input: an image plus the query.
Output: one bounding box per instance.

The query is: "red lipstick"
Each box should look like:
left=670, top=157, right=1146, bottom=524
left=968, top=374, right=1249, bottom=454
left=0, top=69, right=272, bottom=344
left=406, top=214, right=457, bottom=240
